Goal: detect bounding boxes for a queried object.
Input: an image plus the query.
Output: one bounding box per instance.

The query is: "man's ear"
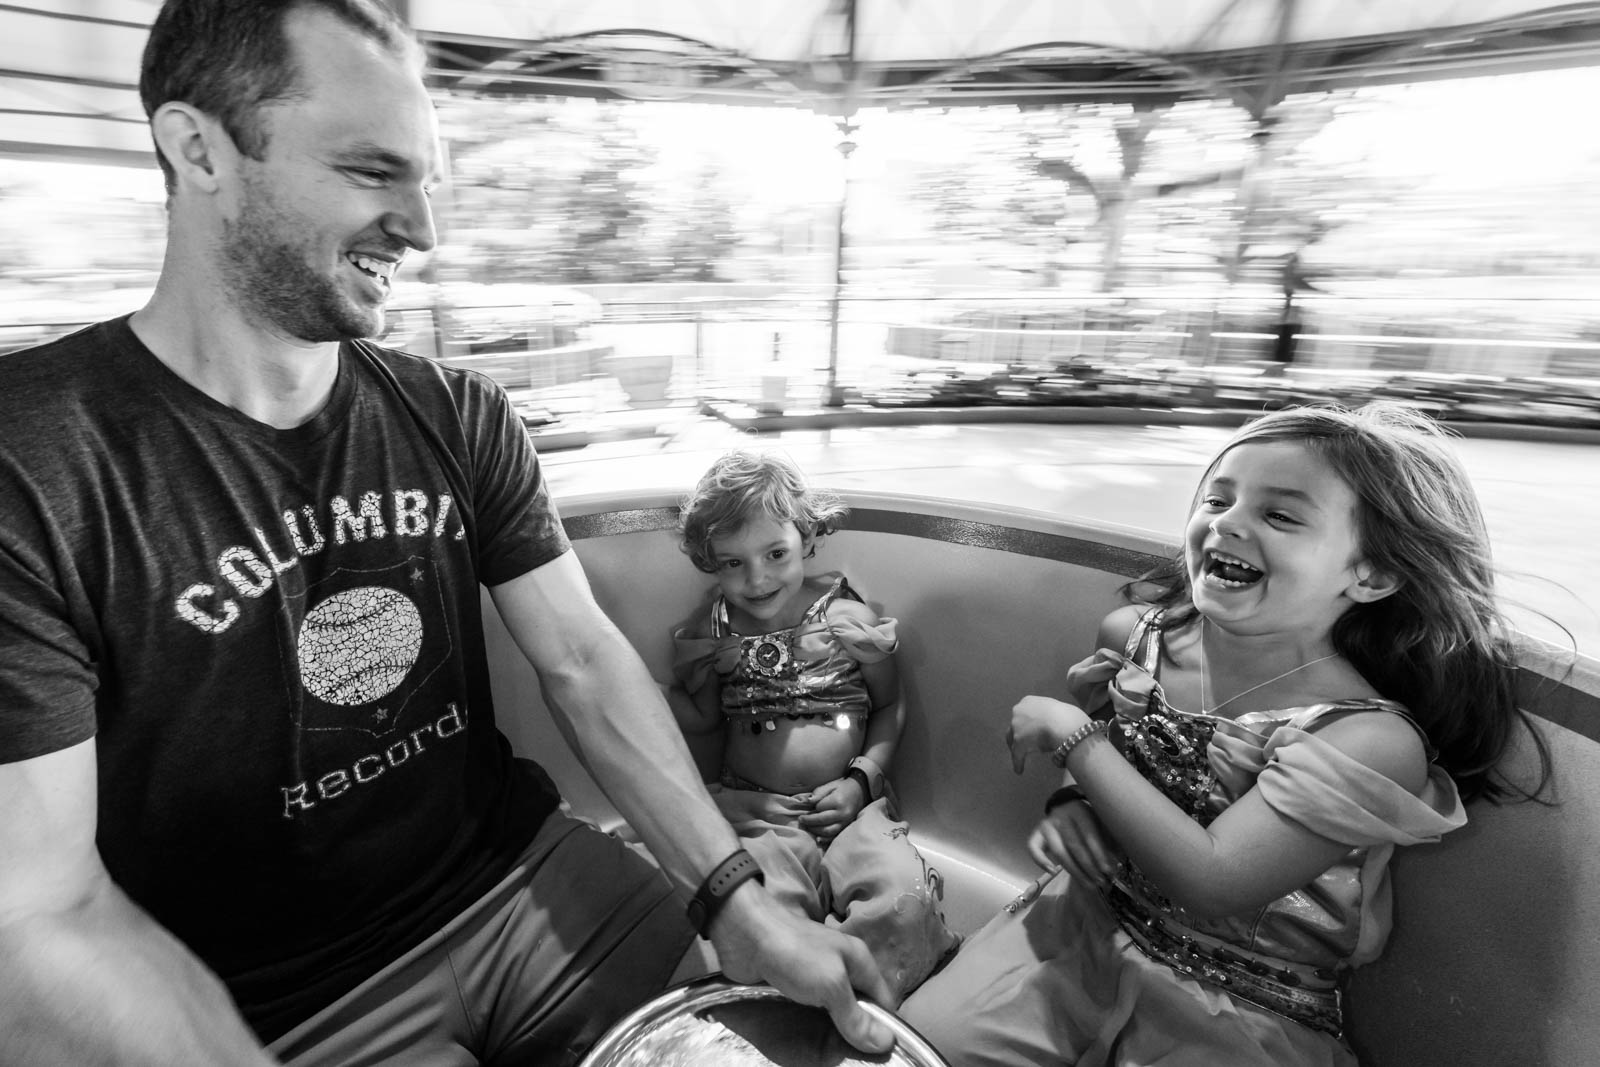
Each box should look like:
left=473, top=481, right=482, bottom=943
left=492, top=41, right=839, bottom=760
left=149, top=102, right=234, bottom=194
left=1348, top=561, right=1402, bottom=604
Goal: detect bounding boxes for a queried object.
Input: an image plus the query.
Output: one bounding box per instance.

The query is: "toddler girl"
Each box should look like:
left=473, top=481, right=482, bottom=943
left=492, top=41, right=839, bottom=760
left=670, top=449, right=958, bottom=1003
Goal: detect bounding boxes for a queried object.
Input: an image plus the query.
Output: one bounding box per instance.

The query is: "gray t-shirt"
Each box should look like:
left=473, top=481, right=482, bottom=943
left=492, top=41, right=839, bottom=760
left=0, top=316, right=570, bottom=1039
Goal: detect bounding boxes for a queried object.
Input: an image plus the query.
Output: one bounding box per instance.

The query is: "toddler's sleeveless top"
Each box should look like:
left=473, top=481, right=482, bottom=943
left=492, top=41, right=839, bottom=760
left=1102, top=609, right=1466, bottom=1036
left=672, top=574, right=898, bottom=733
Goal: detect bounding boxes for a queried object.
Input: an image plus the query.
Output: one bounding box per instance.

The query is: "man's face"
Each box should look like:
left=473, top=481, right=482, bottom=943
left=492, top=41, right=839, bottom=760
left=217, top=8, right=441, bottom=343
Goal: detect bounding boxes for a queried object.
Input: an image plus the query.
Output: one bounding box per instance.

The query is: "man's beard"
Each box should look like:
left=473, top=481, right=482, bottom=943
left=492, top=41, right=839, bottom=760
left=220, top=182, right=387, bottom=343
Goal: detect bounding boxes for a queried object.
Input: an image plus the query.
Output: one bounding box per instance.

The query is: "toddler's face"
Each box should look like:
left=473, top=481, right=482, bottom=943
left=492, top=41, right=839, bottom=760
left=709, top=515, right=810, bottom=628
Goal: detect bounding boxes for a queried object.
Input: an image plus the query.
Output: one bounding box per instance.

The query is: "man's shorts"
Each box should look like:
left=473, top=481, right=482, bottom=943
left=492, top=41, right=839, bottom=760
left=268, top=810, right=697, bottom=1066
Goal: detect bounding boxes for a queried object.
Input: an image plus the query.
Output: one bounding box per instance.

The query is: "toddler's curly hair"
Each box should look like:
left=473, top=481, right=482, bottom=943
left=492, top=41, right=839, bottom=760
left=679, top=450, right=847, bottom=573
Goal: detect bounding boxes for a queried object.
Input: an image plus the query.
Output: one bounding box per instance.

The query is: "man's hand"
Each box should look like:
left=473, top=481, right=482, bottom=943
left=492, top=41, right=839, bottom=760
left=796, top=777, right=864, bottom=843
left=710, top=881, right=897, bottom=1050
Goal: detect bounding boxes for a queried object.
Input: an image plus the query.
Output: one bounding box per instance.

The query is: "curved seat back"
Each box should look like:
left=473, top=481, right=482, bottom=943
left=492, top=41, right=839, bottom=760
left=484, top=488, right=1600, bottom=1067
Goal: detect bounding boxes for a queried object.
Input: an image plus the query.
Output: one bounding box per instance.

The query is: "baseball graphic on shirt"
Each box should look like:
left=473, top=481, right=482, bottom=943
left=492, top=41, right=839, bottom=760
left=298, top=586, right=423, bottom=706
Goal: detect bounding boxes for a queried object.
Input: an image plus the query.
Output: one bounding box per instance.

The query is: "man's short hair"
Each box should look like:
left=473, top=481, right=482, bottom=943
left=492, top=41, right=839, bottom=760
left=138, top=0, right=417, bottom=192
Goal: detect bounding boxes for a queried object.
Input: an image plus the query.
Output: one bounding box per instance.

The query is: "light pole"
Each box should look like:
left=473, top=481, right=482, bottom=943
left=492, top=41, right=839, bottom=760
left=824, top=120, right=857, bottom=407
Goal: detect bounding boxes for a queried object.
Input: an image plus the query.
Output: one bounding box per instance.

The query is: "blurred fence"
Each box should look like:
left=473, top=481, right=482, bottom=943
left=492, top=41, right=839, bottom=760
left=5, top=285, right=1600, bottom=426
left=508, top=286, right=1600, bottom=423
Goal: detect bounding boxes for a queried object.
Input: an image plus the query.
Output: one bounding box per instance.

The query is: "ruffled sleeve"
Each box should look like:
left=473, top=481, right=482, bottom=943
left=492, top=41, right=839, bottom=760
left=671, top=628, right=742, bottom=692
left=794, top=614, right=900, bottom=664
left=1254, top=726, right=1467, bottom=847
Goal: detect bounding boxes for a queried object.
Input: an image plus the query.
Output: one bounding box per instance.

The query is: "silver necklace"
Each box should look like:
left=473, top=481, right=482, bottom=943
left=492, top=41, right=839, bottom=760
left=1200, top=619, right=1340, bottom=715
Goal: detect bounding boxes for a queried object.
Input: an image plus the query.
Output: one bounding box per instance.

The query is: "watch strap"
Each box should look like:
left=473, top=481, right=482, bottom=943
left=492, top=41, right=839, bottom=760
left=1045, top=784, right=1089, bottom=814
left=845, top=755, right=885, bottom=802
left=686, top=849, right=765, bottom=939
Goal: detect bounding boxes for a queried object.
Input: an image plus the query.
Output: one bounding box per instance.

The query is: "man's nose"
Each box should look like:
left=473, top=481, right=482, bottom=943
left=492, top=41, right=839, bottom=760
left=382, top=182, right=437, bottom=253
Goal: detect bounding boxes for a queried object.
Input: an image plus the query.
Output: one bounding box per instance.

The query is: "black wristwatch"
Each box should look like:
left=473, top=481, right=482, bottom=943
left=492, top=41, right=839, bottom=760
left=686, top=849, right=765, bottom=939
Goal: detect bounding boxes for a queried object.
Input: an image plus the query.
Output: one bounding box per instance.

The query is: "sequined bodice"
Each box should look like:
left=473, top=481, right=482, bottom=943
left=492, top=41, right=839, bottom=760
left=1112, top=682, right=1221, bottom=824
left=712, top=578, right=871, bottom=723
left=1095, top=609, right=1463, bottom=1036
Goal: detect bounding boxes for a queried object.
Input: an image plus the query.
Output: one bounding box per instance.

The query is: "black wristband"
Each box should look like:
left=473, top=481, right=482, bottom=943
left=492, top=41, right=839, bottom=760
left=845, top=767, right=874, bottom=800
left=686, top=849, right=765, bottom=939
left=1044, top=784, right=1089, bottom=815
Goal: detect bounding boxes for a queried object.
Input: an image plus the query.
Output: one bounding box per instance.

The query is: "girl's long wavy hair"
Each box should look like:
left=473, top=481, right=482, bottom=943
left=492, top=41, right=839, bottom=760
left=1129, top=403, right=1549, bottom=803
left=678, top=450, right=848, bottom=574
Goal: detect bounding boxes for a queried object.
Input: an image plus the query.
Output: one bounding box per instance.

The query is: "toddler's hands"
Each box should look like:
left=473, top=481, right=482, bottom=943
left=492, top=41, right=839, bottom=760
left=1028, top=802, right=1121, bottom=890
left=1065, top=648, right=1124, bottom=716
left=711, top=784, right=814, bottom=825
left=798, top=777, right=864, bottom=843
left=1007, top=696, right=1091, bottom=774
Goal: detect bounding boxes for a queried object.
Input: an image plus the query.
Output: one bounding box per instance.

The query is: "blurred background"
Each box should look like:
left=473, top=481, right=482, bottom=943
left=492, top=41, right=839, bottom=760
left=0, top=0, right=1596, bottom=652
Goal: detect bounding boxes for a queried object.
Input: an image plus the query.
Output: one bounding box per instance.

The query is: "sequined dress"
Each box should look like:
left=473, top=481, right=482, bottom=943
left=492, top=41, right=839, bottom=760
left=900, top=609, right=1467, bottom=1066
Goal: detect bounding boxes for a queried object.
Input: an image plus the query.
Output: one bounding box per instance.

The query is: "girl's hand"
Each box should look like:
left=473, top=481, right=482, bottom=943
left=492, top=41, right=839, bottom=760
left=710, top=784, right=815, bottom=826
left=1006, top=696, right=1091, bottom=774
left=1065, top=648, right=1125, bottom=716
left=798, top=777, right=865, bottom=843
left=1028, top=801, right=1121, bottom=889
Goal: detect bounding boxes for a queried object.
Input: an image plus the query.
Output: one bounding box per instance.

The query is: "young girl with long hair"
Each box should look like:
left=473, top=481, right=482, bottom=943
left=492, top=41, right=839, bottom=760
left=900, top=403, right=1549, bottom=1065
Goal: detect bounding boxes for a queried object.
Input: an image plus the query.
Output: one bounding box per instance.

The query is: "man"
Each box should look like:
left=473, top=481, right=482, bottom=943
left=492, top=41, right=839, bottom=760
left=0, top=1, right=895, bottom=1063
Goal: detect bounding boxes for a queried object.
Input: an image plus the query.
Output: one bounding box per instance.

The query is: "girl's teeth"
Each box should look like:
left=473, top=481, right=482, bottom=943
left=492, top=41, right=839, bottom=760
left=1207, top=554, right=1262, bottom=584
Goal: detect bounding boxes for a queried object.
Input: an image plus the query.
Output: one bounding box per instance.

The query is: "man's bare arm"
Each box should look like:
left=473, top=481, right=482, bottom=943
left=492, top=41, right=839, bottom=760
left=0, top=738, right=277, bottom=1066
left=489, top=553, right=896, bottom=1048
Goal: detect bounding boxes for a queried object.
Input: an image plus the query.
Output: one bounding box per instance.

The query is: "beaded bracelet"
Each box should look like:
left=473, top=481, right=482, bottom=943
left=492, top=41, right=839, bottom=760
left=1049, top=719, right=1108, bottom=768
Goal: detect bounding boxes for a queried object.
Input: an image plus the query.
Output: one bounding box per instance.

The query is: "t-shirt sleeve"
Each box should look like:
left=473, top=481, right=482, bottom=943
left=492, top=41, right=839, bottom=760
left=0, top=471, right=98, bottom=763
left=462, top=376, right=571, bottom=586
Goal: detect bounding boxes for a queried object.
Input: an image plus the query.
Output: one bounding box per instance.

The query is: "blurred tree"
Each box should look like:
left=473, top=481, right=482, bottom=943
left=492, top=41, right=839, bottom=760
left=907, top=93, right=1415, bottom=306
left=910, top=99, right=1256, bottom=290
left=1025, top=100, right=1174, bottom=291
left=439, top=99, right=741, bottom=285
left=637, top=162, right=742, bottom=281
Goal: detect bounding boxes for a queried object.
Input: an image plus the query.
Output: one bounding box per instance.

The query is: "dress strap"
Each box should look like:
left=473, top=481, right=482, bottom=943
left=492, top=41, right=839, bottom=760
left=709, top=592, right=730, bottom=638
left=800, top=574, right=853, bottom=624
left=1125, top=607, right=1165, bottom=673
left=1290, top=699, right=1438, bottom=761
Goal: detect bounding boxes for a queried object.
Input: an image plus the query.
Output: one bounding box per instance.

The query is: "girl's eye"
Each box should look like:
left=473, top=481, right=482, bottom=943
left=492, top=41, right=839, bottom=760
left=1266, top=511, right=1299, bottom=526
left=717, top=559, right=740, bottom=571
left=769, top=549, right=788, bottom=561
left=1200, top=495, right=1228, bottom=509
